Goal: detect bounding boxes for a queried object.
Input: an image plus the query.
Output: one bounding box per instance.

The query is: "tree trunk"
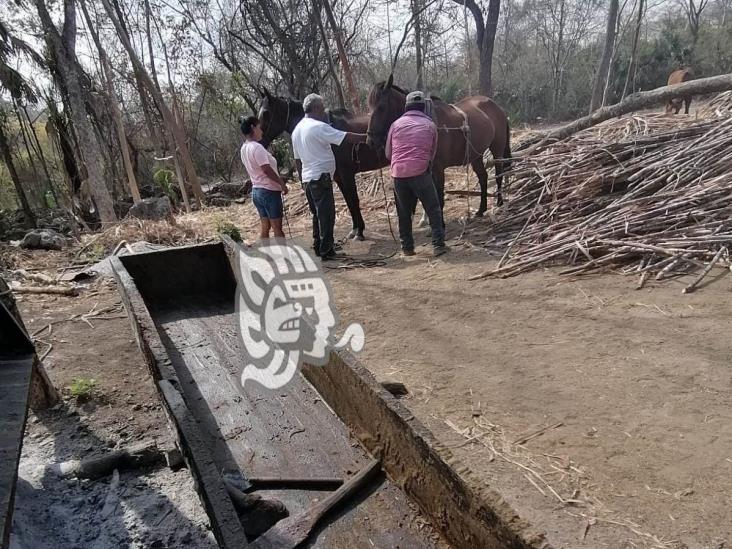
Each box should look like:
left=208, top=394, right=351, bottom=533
left=78, top=0, right=141, bottom=204
left=20, top=104, right=60, bottom=207
left=105, top=65, right=141, bottom=204
left=313, top=0, right=346, bottom=109
left=551, top=0, right=567, bottom=114
left=33, top=0, right=117, bottom=225
left=412, top=0, right=424, bottom=89
left=519, top=73, right=732, bottom=153
left=621, top=0, right=645, bottom=101
left=320, top=0, right=361, bottom=112
left=479, top=0, right=501, bottom=96
left=99, top=0, right=204, bottom=205
left=0, top=117, right=36, bottom=227
left=590, top=0, right=620, bottom=113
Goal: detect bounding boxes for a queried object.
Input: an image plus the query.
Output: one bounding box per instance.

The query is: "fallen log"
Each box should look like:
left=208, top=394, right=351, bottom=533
left=11, top=284, right=78, bottom=296
left=13, top=269, right=57, bottom=285
left=49, top=439, right=167, bottom=479
left=483, top=74, right=732, bottom=166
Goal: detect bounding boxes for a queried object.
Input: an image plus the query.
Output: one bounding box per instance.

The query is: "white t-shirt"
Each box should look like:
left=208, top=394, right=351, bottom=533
left=291, top=117, right=346, bottom=182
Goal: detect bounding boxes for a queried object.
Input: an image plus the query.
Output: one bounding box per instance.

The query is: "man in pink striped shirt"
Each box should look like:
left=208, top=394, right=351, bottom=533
left=386, top=91, right=447, bottom=256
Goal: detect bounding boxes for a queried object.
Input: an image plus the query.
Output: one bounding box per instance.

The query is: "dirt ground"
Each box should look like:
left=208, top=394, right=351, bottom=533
left=3, top=163, right=731, bottom=548
left=276, top=170, right=732, bottom=549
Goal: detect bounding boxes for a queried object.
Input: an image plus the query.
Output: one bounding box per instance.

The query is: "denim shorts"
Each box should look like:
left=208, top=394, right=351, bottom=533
left=251, top=187, right=283, bottom=219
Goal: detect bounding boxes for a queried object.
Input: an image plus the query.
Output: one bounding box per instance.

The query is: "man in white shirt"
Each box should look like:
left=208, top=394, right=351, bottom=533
left=291, top=94, right=366, bottom=259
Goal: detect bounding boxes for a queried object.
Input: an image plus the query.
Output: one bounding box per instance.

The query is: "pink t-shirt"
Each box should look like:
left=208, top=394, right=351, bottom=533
left=385, top=110, right=438, bottom=178
left=240, top=141, right=281, bottom=191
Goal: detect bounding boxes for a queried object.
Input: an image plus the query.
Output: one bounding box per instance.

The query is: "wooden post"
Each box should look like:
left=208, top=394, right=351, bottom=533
left=320, top=0, right=361, bottom=113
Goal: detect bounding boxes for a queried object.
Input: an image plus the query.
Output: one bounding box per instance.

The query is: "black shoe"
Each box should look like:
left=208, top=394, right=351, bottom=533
left=322, top=252, right=348, bottom=261
left=402, top=249, right=416, bottom=257
left=433, top=245, right=449, bottom=257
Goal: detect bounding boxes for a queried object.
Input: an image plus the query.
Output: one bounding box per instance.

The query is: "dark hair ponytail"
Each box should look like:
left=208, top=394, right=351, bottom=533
left=240, top=115, right=260, bottom=136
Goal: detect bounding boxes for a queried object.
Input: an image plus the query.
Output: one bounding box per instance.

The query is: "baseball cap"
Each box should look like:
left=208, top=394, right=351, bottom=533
left=405, top=91, right=426, bottom=105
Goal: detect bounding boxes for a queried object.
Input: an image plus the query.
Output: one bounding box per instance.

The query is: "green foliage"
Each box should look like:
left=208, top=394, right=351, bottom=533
left=68, top=377, right=97, bottom=402
left=216, top=219, right=242, bottom=242
left=82, top=243, right=106, bottom=262
left=153, top=168, right=177, bottom=200
left=269, top=138, right=292, bottom=172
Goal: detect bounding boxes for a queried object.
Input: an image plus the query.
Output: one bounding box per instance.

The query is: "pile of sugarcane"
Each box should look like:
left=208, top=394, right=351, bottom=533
left=697, top=90, right=732, bottom=119
left=474, top=112, right=732, bottom=291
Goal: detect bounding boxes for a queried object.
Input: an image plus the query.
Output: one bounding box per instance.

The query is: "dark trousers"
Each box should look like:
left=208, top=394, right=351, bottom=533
left=393, top=171, right=445, bottom=251
left=303, top=173, right=336, bottom=257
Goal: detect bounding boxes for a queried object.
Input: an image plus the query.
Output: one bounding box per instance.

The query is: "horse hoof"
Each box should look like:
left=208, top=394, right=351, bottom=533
left=347, top=229, right=357, bottom=239
left=353, top=233, right=365, bottom=242
left=474, top=210, right=486, bottom=218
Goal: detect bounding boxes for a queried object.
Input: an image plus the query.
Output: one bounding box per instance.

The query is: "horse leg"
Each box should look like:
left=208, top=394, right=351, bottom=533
left=489, top=136, right=509, bottom=208
left=684, top=96, right=691, bottom=115
left=471, top=158, right=489, bottom=216
left=335, top=170, right=366, bottom=240
left=495, top=161, right=505, bottom=207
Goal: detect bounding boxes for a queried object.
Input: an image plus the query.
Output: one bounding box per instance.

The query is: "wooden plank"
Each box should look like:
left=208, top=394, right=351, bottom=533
left=152, top=298, right=435, bottom=548
left=302, top=349, right=550, bottom=548
left=0, top=356, right=34, bottom=549
left=158, top=380, right=247, bottom=549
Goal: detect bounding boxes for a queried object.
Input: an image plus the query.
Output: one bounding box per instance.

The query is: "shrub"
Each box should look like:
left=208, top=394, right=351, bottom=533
left=69, top=377, right=97, bottom=402
left=216, top=219, right=242, bottom=242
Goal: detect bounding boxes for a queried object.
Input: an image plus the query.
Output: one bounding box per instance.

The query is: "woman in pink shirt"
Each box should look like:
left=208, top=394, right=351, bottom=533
left=240, top=116, right=289, bottom=239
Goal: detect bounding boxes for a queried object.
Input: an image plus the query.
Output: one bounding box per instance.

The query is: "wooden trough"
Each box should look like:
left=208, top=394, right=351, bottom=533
left=0, top=301, right=36, bottom=548
left=112, top=239, right=547, bottom=548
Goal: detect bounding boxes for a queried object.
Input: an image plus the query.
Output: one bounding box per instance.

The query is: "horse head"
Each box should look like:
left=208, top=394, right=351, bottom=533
left=257, top=91, right=303, bottom=148
left=366, top=74, right=407, bottom=150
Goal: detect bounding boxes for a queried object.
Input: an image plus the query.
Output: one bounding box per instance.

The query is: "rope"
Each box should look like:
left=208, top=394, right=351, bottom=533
left=377, top=165, right=398, bottom=243
left=282, top=194, right=294, bottom=239
left=325, top=163, right=398, bottom=269
left=447, top=104, right=473, bottom=218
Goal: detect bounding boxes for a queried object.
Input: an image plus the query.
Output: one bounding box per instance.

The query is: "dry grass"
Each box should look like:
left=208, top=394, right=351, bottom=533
left=439, top=413, right=680, bottom=549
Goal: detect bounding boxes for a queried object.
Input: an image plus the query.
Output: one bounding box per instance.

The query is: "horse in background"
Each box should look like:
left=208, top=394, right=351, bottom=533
left=366, top=75, right=512, bottom=216
left=258, top=90, right=386, bottom=240
left=666, top=68, right=694, bottom=114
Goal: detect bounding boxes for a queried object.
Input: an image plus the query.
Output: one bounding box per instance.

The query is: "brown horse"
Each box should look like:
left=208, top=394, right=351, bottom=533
left=666, top=68, right=693, bottom=114
left=366, top=75, right=511, bottom=215
left=258, top=90, right=386, bottom=240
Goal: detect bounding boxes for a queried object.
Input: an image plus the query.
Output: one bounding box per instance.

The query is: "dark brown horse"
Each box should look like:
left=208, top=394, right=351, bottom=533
left=366, top=75, right=511, bottom=215
left=258, top=90, right=386, bottom=240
